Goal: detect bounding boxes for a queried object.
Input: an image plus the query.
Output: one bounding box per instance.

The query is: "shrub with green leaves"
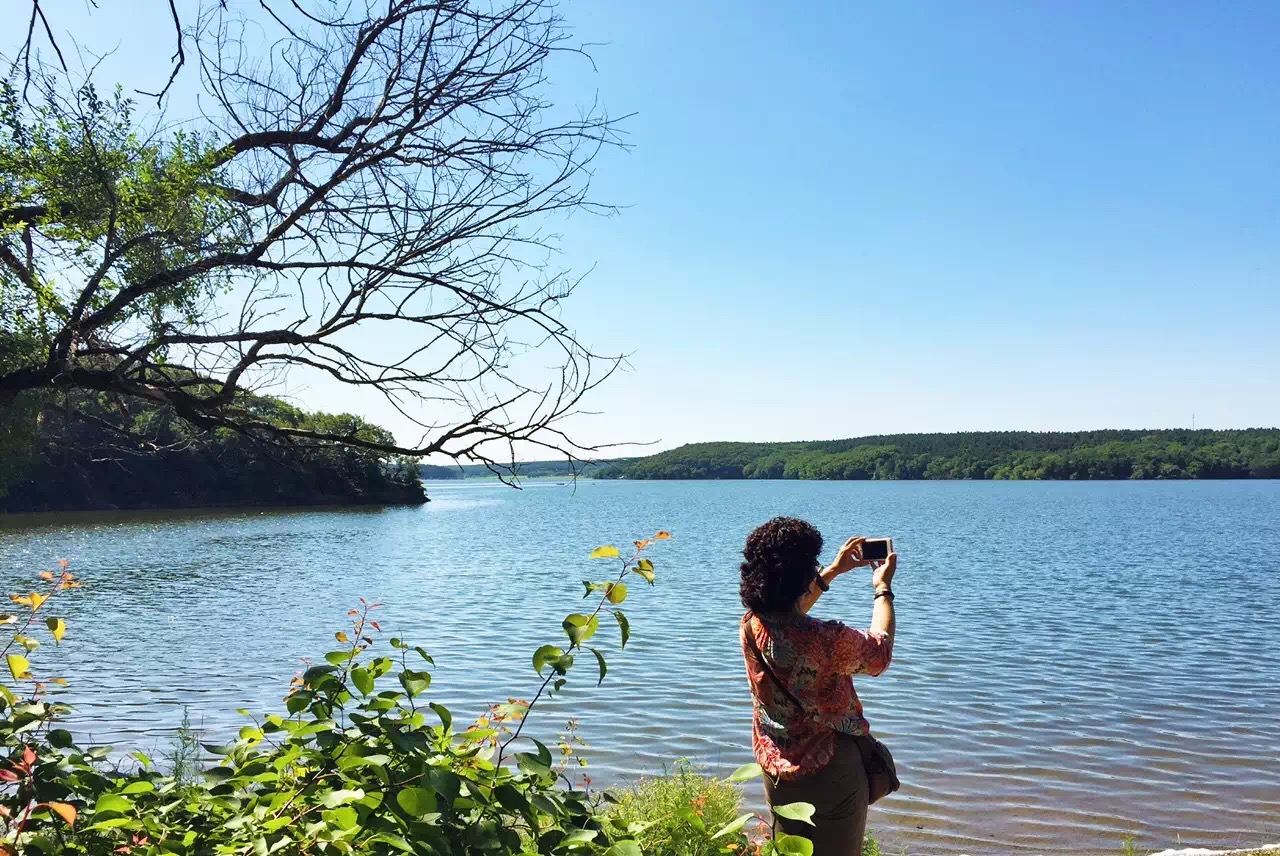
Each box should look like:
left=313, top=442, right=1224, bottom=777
left=0, top=533, right=819, bottom=856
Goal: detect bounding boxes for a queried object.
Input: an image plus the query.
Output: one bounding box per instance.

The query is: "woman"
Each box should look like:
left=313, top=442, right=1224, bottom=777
left=739, top=517, right=898, bottom=856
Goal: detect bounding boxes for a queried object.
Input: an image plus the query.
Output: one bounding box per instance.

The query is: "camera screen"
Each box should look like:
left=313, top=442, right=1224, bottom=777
left=862, top=539, right=890, bottom=561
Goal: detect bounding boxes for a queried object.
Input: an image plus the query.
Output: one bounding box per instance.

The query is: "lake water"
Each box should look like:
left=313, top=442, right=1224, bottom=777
left=2, top=480, right=1278, bottom=854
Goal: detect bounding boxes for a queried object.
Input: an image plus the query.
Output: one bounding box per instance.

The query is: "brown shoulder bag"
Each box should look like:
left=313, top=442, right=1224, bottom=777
left=743, top=613, right=900, bottom=804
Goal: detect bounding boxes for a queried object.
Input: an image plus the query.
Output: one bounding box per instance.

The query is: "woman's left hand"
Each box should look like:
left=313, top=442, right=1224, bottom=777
left=829, top=536, right=870, bottom=575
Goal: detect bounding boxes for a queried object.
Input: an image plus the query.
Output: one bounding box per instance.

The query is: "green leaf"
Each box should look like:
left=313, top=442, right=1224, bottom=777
left=588, top=647, right=608, bottom=686
left=428, top=768, right=461, bottom=804
left=321, top=789, right=366, bottom=808
left=530, top=792, right=561, bottom=817
left=516, top=752, right=552, bottom=778
left=85, top=817, right=133, bottom=832
left=396, top=786, right=437, bottom=817
left=494, top=783, right=528, bottom=812
left=120, top=781, right=155, bottom=795
left=324, top=651, right=349, bottom=666
left=328, top=805, right=359, bottom=830
left=399, top=669, right=430, bottom=698
left=374, top=834, right=416, bottom=853
left=711, top=812, right=756, bottom=839
left=677, top=805, right=706, bottom=831
left=351, top=667, right=374, bottom=696
left=614, top=610, right=630, bottom=648
left=561, top=829, right=598, bottom=848
left=531, top=738, right=554, bottom=768
left=48, top=729, right=74, bottom=749
left=589, top=545, right=621, bottom=559
left=775, top=802, right=817, bottom=826
left=605, top=582, right=628, bottom=604
left=93, top=793, right=133, bottom=815
left=562, top=613, right=599, bottom=646
left=532, top=644, right=565, bottom=675
left=726, top=762, right=763, bottom=783
left=605, top=842, right=643, bottom=856
left=303, top=664, right=338, bottom=683
left=774, top=834, right=815, bottom=855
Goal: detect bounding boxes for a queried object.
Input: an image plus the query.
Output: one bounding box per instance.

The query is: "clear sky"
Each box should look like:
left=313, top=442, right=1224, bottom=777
left=550, top=0, right=1280, bottom=452
left=17, top=1, right=1280, bottom=456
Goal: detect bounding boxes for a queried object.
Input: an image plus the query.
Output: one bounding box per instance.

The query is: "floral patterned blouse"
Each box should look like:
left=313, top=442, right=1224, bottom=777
left=741, top=610, right=893, bottom=780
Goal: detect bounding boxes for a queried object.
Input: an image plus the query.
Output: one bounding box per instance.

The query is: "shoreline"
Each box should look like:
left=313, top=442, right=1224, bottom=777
left=1148, top=848, right=1279, bottom=856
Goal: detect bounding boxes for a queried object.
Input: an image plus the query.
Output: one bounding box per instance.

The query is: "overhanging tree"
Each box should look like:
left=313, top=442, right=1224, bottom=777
left=0, top=0, right=624, bottom=472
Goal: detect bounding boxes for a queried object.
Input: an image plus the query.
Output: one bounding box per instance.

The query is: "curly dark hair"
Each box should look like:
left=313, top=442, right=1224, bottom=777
left=739, top=516, right=824, bottom=613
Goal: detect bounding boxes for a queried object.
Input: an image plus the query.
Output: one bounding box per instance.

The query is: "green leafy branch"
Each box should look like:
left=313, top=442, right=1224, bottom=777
left=500, top=531, right=671, bottom=768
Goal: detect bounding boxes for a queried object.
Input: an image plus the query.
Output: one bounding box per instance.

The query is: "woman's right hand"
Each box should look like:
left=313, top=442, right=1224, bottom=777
left=830, top=536, right=868, bottom=575
left=871, top=553, right=898, bottom=592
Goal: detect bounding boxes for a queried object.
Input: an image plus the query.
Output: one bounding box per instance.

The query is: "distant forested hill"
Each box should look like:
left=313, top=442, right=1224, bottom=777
left=595, top=430, right=1280, bottom=481
left=420, top=459, right=631, bottom=480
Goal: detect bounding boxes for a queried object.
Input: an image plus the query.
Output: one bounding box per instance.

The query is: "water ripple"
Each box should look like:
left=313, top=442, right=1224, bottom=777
left=2, top=480, right=1279, bottom=854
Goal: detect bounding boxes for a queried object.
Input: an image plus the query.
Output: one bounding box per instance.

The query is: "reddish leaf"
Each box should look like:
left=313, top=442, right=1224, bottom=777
left=46, top=801, right=76, bottom=826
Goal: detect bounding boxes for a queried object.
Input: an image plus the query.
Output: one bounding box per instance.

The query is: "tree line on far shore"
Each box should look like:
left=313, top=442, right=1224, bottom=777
left=419, top=460, right=622, bottom=480
left=1, top=392, right=425, bottom=513
left=595, top=429, right=1280, bottom=481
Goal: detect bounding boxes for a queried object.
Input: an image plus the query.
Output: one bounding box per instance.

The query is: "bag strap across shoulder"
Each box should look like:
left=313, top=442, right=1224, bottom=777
left=742, top=612, right=807, bottom=712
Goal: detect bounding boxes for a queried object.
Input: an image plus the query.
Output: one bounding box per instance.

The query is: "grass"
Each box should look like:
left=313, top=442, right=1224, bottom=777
left=165, top=705, right=201, bottom=785
left=604, top=760, right=886, bottom=856
left=605, top=760, right=745, bottom=856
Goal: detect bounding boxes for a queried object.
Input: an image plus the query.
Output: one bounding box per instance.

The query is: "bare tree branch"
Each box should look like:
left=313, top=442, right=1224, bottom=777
left=135, top=0, right=188, bottom=102
left=1, top=0, right=629, bottom=472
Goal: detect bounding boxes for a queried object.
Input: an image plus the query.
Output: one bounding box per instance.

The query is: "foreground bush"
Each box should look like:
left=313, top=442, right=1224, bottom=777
left=0, top=536, right=823, bottom=856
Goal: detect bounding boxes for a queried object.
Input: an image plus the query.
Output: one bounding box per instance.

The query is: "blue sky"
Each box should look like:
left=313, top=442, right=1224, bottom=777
left=19, top=1, right=1280, bottom=453
left=554, top=1, right=1280, bottom=448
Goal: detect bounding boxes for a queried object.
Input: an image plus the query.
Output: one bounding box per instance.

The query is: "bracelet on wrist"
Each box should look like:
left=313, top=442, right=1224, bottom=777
left=815, top=575, right=830, bottom=592
left=874, top=589, right=894, bottom=602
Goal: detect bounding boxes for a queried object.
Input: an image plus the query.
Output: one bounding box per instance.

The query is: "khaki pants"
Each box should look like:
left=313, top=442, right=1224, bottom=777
left=764, top=733, right=869, bottom=856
